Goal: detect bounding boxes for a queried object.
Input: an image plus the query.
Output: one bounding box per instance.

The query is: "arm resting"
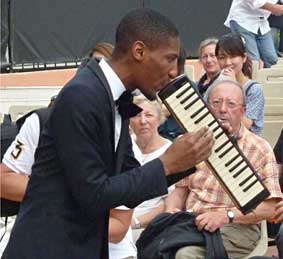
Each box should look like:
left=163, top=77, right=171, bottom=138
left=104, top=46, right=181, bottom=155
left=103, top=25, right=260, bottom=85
left=0, top=163, right=29, bottom=202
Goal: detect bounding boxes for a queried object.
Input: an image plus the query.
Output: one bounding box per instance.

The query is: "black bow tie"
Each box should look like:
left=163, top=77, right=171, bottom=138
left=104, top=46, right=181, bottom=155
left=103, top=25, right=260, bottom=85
left=115, top=91, right=142, bottom=120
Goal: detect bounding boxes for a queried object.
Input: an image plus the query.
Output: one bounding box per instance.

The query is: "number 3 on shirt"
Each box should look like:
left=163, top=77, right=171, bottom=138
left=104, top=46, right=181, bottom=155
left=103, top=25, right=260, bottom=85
left=11, top=140, right=24, bottom=159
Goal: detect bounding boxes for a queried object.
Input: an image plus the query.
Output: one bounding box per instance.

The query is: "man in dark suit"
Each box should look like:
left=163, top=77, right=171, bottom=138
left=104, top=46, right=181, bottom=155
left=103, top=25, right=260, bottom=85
left=2, top=8, right=214, bottom=259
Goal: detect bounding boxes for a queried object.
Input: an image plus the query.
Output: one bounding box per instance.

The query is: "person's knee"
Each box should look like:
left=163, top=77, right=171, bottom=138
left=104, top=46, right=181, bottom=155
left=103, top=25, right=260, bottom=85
left=263, top=53, right=278, bottom=68
left=269, top=54, right=278, bottom=66
left=175, top=247, right=190, bottom=259
left=175, top=246, right=205, bottom=259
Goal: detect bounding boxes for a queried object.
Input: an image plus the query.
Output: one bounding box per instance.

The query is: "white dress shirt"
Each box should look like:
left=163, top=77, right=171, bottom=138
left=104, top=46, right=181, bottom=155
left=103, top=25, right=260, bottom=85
left=99, top=58, right=126, bottom=151
left=225, top=0, right=278, bottom=34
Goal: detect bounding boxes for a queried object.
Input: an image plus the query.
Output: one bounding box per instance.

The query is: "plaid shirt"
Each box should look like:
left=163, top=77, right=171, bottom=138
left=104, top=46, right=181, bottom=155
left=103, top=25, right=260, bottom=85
left=177, top=126, right=282, bottom=214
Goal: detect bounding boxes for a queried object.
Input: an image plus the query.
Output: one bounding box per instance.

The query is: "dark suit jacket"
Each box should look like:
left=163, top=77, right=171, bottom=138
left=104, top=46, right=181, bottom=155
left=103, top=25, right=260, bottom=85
left=2, top=60, right=194, bottom=259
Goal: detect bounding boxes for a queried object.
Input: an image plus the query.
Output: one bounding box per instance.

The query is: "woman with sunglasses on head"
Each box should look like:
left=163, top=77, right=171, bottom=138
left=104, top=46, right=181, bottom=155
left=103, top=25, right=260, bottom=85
left=215, top=33, right=265, bottom=136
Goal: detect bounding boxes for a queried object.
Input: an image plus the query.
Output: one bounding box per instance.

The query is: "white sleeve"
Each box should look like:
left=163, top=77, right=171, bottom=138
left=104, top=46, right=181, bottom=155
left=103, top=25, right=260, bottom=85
left=251, top=0, right=271, bottom=9
left=115, top=205, right=131, bottom=210
left=2, top=113, right=40, bottom=175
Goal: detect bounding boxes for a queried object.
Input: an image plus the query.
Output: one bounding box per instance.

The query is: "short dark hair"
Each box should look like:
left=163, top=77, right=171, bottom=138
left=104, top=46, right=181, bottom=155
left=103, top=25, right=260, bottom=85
left=113, top=8, right=179, bottom=56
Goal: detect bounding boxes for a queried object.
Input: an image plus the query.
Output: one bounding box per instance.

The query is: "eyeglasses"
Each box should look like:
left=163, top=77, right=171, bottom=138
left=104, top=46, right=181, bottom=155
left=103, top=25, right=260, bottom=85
left=209, top=99, right=244, bottom=109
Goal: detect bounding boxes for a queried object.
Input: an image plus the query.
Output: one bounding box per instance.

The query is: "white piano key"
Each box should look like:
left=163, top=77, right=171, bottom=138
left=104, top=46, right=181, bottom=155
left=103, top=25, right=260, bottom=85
left=208, top=148, right=239, bottom=169
left=186, top=100, right=205, bottom=116
left=226, top=156, right=243, bottom=171
left=166, top=83, right=193, bottom=104
left=211, top=144, right=235, bottom=168
left=238, top=182, right=264, bottom=207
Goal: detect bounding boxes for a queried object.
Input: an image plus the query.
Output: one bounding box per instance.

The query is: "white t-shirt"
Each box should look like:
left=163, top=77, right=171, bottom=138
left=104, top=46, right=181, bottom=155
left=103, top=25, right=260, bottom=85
left=2, top=113, right=40, bottom=175
left=224, top=0, right=278, bottom=34
left=132, top=139, right=174, bottom=217
left=1, top=113, right=40, bottom=256
left=109, top=206, right=137, bottom=259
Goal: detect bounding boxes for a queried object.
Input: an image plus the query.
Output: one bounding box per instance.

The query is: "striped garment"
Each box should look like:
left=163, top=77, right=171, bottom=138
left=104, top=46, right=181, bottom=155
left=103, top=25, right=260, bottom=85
left=176, top=126, right=282, bottom=213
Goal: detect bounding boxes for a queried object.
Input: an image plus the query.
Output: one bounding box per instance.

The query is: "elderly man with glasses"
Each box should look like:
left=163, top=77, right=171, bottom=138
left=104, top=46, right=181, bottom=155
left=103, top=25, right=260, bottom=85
left=166, top=80, right=282, bottom=259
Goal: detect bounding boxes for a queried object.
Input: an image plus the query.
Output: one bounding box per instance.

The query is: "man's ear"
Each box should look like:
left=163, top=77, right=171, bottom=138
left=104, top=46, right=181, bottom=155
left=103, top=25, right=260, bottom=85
left=132, top=41, right=146, bottom=61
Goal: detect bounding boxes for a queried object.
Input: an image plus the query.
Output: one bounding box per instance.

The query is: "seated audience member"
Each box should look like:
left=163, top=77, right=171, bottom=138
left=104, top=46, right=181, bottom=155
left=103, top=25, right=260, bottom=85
left=0, top=97, right=54, bottom=255
left=158, top=45, right=186, bottom=140
left=108, top=207, right=136, bottom=259
left=214, top=33, right=265, bottom=135
left=130, top=96, right=174, bottom=241
left=268, top=128, right=283, bottom=242
left=165, top=80, right=282, bottom=259
left=249, top=202, right=283, bottom=258
left=79, top=42, right=114, bottom=68
left=48, top=94, right=57, bottom=107
left=88, top=41, right=114, bottom=59
left=197, top=38, right=221, bottom=96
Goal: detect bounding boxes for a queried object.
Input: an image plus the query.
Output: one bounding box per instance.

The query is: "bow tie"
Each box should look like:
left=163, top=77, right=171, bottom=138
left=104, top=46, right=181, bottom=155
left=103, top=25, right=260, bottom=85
left=115, top=91, right=142, bottom=120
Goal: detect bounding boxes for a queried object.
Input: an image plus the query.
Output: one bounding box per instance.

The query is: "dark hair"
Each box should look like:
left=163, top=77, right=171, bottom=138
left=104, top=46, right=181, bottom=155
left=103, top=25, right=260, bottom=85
left=88, top=42, right=114, bottom=59
left=48, top=95, right=57, bottom=107
left=215, top=33, right=253, bottom=79
left=177, top=44, right=187, bottom=74
left=113, top=8, right=179, bottom=57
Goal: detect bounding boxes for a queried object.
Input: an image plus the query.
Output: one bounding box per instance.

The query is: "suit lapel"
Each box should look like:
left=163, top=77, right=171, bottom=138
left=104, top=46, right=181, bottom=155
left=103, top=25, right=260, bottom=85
left=115, top=119, right=129, bottom=174
left=87, top=59, right=116, bottom=155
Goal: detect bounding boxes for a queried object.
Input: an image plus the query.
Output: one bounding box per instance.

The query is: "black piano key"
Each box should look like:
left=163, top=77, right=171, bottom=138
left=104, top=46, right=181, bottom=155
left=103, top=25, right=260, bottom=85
left=191, top=106, right=206, bottom=119
left=176, top=86, right=191, bottom=98
left=229, top=159, right=244, bottom=172
left=205, top=118, right=218, bottom=130
left=180, top=91, right=196, bottom=104
left=195, top=111, right=210, bottom=124
left=184, top=96, right=200, bottom=110
left=243, top=179, right=258, bottom=192
left=219, top=144, right=234, bottom=158
left=208, top=119, right=217, bottom=127
left=215, top=130, right=224, bottom=139
left=225, top=153, right=241, bottom=167
left=239, top=173, right=254, bottom=187
left=215, top=139, right=230, bottom=153
left=212, top=124, right=220, bottom=133
left=233, top=164, right=248, bottom=178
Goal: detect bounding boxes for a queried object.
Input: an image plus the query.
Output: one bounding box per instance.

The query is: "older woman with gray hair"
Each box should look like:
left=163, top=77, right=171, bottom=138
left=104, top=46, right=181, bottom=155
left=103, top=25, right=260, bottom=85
left=130, top=95, right=174, bottom=241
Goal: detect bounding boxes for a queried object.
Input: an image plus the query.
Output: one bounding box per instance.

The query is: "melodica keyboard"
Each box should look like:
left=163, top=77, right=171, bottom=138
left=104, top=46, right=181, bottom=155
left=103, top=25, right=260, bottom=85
left=158, top=74, right=270, bottom=214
